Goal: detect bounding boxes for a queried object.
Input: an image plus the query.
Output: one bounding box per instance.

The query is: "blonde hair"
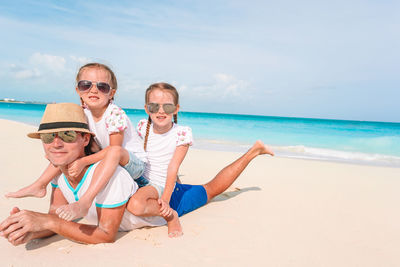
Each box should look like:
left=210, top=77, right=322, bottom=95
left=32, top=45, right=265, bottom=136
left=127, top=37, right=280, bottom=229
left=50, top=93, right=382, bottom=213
left=76, top=63, right=118, bottom=106
left=143, top=82, right=179, bottom=151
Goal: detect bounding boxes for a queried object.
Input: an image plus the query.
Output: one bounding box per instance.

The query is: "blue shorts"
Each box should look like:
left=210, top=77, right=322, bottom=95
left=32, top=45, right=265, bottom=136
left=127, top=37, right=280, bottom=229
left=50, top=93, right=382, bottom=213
left=169, top=183, right=208, bottom=217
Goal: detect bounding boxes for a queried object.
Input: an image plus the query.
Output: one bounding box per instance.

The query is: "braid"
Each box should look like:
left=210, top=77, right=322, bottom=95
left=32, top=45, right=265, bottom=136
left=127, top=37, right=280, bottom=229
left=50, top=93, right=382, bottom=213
left=173, top=114, right=178, bottom=124
left=144, top=116, right=152, bottom=151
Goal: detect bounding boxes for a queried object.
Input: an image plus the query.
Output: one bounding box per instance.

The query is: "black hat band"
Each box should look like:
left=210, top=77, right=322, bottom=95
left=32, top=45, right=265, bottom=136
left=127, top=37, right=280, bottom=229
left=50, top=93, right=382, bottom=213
left=38, top=122, right=90, bottom=131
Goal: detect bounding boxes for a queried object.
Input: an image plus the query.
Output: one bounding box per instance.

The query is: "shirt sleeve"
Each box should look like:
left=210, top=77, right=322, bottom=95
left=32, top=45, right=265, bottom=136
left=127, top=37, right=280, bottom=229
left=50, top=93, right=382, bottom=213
left=176, top=126, right=193, bottom=146
left=136, top=119, right=148, bottom=139
left=95, top=167, right=137, bottom=208
left=105, top=105, right=128, bottom=134
left=50, top=174, right=61, bottom=188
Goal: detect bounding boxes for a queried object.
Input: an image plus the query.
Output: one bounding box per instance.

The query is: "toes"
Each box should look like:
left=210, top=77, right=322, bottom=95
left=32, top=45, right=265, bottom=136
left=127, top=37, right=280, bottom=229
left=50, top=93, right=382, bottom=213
left=168, top=231, right=183, bottom=238
left=55, top=206, right=65, bottom=215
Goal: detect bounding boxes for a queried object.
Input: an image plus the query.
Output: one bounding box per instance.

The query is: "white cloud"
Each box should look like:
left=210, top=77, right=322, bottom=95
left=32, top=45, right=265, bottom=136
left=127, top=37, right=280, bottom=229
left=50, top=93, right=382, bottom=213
left=214, top=73, right=234, bottom=83
left=69, top=55, right=92, bottom=66
left=213, top=73, right=249, bottom=97
left=6, top=64, right=41, bottom=80
left=29, top=52, right=66, bottom=72
left=189, top=73, right=249, bottom=100
left=14, top=68, right=41, bottom=79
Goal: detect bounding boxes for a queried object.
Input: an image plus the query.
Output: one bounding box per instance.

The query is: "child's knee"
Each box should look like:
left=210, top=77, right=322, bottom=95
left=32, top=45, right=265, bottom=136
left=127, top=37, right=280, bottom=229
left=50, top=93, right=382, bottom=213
left=127, top=197, right=146, bottom=216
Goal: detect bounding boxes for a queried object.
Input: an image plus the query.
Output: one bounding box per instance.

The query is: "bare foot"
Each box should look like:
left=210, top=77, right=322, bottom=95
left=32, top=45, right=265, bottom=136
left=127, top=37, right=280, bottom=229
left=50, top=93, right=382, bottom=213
left=165, top=210, right=183, bottom=238
left=5, top=184, right=47, bottom=199
left=252, top=140, right=274, bottom=156
left=56, top=202, right=90, bottom=221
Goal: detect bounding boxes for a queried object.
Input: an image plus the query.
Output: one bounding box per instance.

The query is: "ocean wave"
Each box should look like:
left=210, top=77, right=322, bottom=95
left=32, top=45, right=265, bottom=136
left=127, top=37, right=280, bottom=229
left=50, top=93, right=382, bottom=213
left=193, top=139, right=400, bottom=167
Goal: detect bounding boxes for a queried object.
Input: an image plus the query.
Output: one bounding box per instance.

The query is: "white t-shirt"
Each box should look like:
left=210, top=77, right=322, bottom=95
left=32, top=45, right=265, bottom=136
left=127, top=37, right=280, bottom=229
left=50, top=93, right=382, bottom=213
left=51, top=162, right=165, bottom=231
left=84, top=103, right=147, bottom=162
left=136, top=119, right=193, bottom=187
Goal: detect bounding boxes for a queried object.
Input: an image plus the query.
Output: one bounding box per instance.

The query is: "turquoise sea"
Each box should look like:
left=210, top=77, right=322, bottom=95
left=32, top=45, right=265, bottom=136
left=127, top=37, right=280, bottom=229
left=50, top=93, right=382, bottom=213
left=1, top=102, right=400, bottom=167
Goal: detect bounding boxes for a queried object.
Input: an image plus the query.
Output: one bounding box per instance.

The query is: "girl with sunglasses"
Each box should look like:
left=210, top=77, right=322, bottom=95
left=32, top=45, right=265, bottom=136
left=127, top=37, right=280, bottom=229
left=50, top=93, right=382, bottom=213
left=7, top=63, right=148, bottom=222
left=125, top=82, right=192, bottom=238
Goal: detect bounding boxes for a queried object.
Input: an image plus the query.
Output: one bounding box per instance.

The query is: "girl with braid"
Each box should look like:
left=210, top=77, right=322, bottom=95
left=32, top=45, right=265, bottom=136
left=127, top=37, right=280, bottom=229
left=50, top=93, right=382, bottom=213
left=6, top=63, right=148, bottom=222
left=126, top=82, right=191, bottom=238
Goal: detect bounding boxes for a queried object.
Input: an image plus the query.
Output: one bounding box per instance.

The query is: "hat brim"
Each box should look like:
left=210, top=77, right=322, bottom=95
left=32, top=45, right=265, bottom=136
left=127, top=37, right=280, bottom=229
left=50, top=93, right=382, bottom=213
left=28, top=128, right=95, bottom=139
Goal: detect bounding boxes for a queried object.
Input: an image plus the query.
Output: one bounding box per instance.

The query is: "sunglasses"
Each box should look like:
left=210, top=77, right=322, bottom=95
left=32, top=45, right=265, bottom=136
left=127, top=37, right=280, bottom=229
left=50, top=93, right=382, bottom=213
left=40, top=131, right=80, bottom=144
left=147, top=103, right=177, bottom=114
left=77, top=80, right=112, bottom=94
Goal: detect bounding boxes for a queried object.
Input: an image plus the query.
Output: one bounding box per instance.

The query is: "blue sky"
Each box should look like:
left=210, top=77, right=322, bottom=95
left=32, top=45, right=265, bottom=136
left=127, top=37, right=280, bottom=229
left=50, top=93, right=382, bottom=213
left=0, top=0, right=399, bottom=122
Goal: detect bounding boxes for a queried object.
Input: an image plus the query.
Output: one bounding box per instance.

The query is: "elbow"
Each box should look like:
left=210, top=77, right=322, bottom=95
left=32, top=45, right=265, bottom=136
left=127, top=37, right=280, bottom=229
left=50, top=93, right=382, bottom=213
left=98, top=231, right=117, bottom=244
left=90, top=235, right=116, bottom=244
left=103, top=234, right=117, bottom=244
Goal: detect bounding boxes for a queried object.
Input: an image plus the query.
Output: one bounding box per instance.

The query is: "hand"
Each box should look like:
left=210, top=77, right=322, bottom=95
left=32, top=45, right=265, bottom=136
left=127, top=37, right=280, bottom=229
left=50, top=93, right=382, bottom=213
left=68, top=159, right=85, bottom=178
left=0, top=209, right=50, bottom=245
left=158, top=199, right=173, bottom=218
left=8, top=232, right=35, bottom=246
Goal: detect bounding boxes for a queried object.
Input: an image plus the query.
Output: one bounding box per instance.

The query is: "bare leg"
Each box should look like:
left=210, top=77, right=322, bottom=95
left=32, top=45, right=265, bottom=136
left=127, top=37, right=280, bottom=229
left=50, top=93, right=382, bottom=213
left=203, top=140, right=273, bottom=201
left=5, top=163, right=61, bottom=198
left=57, top=146, right=130, bottom=221
left=127, top=186, right=183, bottom=238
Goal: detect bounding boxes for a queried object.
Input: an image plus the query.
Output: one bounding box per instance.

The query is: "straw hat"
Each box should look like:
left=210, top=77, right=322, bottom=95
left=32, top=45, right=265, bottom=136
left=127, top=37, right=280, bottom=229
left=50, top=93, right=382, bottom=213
left=28, top=103, right=94, bottom=139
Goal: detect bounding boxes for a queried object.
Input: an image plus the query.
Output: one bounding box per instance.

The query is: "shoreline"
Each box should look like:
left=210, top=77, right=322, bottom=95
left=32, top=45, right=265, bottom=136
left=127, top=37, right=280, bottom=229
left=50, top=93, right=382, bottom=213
left=1, top=118, right=400, bottom=266
left=2, top=118, right=399, bottom=168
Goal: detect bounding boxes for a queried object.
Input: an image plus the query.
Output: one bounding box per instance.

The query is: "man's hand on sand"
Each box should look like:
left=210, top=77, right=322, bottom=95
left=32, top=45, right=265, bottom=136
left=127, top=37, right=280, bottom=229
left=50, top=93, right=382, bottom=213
left=0, top=207, right=49, bottom=245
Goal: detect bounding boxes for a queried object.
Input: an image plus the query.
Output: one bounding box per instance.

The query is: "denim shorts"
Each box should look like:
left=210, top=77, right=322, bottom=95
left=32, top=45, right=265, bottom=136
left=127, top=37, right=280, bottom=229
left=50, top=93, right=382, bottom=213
left=134, top=176, right=150, bottom=188
left=147, top=182, right=165, bottom=198
left=134, top=177, right=164, bottom=196
left=122, top=152, right=145, bottom=180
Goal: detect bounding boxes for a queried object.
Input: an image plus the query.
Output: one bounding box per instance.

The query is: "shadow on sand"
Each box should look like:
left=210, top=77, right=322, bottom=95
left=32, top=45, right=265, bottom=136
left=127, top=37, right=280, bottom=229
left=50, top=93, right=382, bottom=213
left=24, top=187, right=261, bottom=250
left=210, top=186, right=261, bottom=203
left=25, top=228, right=129, bottom=250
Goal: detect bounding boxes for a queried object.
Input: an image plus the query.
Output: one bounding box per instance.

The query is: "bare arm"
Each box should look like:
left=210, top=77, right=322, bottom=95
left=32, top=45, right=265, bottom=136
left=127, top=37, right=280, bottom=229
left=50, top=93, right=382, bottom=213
left=37, top=163, right=62, bottom=185
left=162, top=145, right=189, bottom=203
left=0, top=187, right=125, bottom=245
left=68, top=131, right=124, bottom=178
left=48, top=205, right=125, bottom=244
left=78, top=132, right=123, bottom=164
left=0, top=187, right=67, bottom=244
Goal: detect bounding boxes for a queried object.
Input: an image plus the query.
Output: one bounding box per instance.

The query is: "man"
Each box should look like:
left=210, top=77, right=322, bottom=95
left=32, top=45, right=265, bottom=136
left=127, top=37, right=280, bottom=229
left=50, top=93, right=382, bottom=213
left=0, top=103, right=273, bottom=245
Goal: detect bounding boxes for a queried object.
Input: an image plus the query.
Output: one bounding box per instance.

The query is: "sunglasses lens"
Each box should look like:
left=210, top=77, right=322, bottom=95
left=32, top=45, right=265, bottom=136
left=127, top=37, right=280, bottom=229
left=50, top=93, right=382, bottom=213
left=96, top=82, right=111, bottom=94
left=40, top=133, right=56, bottom=144
left=147, top=103, right=159, bottom=113
left=163, top=104, right=176, bottom=114
left=58, top=131, right=78, bottom=143
left=77, top=80, right=92, bottom=91
left=40, top=131, right=78, bottom=144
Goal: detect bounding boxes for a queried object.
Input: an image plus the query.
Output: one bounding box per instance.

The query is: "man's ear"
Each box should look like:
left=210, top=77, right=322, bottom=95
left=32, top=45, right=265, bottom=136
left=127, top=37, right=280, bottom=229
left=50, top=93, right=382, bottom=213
left=83, top=133, right=91, bottom=146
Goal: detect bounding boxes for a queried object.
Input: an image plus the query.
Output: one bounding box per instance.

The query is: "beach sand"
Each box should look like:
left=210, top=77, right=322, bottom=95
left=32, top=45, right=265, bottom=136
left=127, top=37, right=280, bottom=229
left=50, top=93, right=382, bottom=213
left=1, top=119, right=400, bottom=266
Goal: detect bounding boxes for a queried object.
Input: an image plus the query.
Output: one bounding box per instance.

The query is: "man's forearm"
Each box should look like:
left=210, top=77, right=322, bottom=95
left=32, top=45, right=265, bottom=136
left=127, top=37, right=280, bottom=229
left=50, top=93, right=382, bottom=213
left=46, top=214, right=116, bottom=244
left=2, top=211, right=117, bottom=245
left=30, top=229, right=56, bottom=240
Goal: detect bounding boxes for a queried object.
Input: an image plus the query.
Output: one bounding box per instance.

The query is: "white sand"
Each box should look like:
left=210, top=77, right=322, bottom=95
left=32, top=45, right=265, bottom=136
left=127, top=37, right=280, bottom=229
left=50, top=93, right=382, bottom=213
left=1, top=119, right=400, bottom=266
